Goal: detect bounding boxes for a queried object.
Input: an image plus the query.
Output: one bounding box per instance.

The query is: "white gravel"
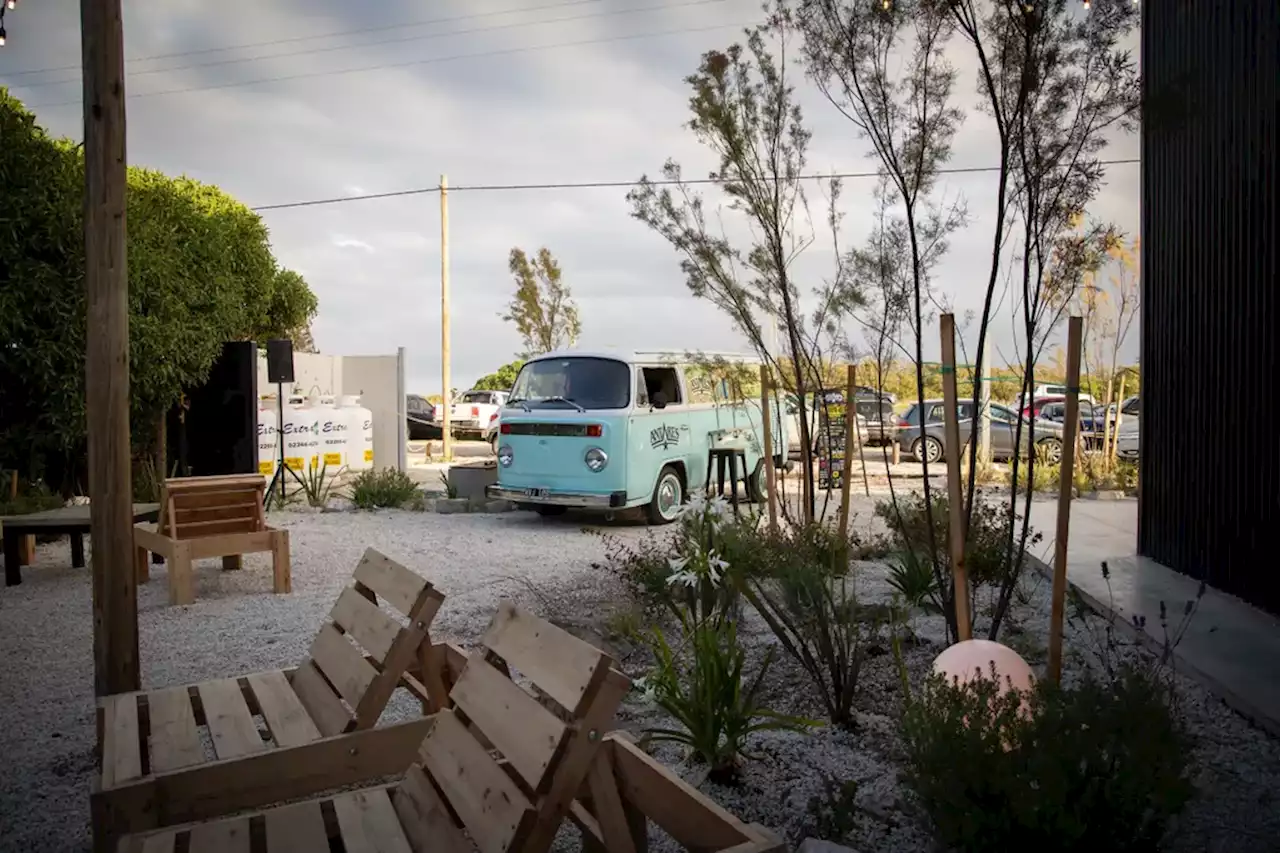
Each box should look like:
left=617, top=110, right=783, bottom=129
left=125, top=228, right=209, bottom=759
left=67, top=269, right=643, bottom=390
left=0, top=507, right=643, bottom=853
left=3, top=494, right=1278, bottom=853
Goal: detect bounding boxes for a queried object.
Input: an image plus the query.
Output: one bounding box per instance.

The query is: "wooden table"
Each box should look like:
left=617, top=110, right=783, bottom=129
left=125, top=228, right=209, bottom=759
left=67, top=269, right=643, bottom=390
left=2, top=503, right=161, bottom=586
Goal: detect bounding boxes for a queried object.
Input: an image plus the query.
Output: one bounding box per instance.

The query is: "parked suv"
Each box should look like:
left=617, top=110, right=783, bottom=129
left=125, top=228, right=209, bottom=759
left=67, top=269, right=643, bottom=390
left=405, top=394, right=440, bottom=440
left=896, top=399, right=1064, bottom=464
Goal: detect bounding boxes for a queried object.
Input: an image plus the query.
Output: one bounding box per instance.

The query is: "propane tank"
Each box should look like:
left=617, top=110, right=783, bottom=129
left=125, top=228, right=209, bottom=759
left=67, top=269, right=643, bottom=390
left=341, top=394, right=375, bottom=470
left=257, top=396, right=280, bottom=476
left=281, top=396, right=321, bottom=472
left=316, top=395, right=350, bottom=470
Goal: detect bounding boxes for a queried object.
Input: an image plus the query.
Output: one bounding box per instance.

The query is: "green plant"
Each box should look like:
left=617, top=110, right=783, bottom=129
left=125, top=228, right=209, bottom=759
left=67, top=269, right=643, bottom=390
left=733, top=521, right=877, bottom=727
left=348, top=467, right=419, bottom=509
left=0, top=477, right=64, bottom=516
left=886, top=549, right=943, bottom=614
left=900, top=664, right=1193, bottom=853
left=438, top=471, right=459, bottom=500
left=641, top=608, right=815, bottom=782
left=298, top=461, right=340, bottom=508
left=799, top=774, right=860, bottom=843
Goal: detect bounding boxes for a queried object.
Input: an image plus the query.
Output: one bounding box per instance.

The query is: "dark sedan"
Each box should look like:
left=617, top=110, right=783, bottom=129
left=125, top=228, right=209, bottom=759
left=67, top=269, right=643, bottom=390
left=406, top=394, right=442, bottom=440
left=896, top=399, right=1065, bottom=464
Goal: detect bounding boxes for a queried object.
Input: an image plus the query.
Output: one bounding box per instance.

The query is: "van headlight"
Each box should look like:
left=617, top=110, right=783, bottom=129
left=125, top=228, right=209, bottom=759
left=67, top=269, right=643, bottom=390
left=584, top=447, right=608, bottom=472
left=498, top=445, right=514, bottom=467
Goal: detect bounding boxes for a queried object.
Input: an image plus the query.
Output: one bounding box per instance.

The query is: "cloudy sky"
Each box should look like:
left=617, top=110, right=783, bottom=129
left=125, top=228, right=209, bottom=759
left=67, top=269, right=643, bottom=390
left=1, top=0, right=1140, bottom=394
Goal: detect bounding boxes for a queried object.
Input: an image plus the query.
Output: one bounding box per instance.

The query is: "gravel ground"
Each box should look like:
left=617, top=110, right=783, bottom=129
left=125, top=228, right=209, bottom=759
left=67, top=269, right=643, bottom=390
left=0, top=507, right=645, bottom=853
left=3, top=494, right=1278, bottom=852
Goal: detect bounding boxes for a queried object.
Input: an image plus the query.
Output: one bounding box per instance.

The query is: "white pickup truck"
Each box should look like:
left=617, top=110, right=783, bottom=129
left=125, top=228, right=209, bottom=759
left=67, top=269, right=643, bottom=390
left=448, top=389, right=508, bottom=439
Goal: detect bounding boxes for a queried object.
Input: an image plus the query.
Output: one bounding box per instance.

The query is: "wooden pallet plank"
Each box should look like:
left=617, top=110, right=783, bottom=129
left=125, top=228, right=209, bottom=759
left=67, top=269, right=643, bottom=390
left=481, top=601, right=609, bottom=715
left=449, top=657, right=568, bottom=792
left=289, top=660, right=353, bottom=737
left=117, top=830, right=179, bottom=853
left=393, top=766, right=472, bottom=853
left=352, top=549, right=430, bottom=617
left=332, top=788, right=413, bottom=853
left=264, top=800, right=331, bottom=853
left=101, top=694, right=143, bottom=787
left=245, top=670, right=322, bottom=748
left=147, top=686, right=205, bottom=773
left=187, top=816, right=251, bottom=853
left=418, top=710, right=534, bottom=853
left=309, top=623, right=378, bottom=710
left=330, top=586, right=402, bottom=661
left=196, top=679, right=266, bottom=760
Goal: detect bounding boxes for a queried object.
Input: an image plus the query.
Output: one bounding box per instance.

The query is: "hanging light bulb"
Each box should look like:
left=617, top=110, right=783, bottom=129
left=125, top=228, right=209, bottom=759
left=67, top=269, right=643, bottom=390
left=4, top=0, right=14, bottom=11
left=0, top=26, right=7, bottom=46
left=1082, top=0, right=1090, bottom=8
left=881, top=0, right=890, bottom=9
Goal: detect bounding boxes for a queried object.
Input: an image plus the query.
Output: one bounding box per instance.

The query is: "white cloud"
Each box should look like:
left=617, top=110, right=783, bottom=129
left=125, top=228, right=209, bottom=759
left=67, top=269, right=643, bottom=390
left=1, top=0, right=1141, bottom=394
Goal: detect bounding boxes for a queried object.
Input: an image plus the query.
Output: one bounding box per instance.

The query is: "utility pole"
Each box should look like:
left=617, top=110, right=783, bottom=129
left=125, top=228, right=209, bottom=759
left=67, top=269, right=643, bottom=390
left=978, top=327, right=992, bottom=466
left=440, top=174, right=452, bottom=461
left=82, top=0, right=138, bottom=696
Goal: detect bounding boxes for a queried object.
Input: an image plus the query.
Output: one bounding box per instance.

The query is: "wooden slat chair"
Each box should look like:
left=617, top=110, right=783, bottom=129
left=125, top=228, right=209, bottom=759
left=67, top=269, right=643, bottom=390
left=133, top=474, right=290, bottom=605
left=93, top=548, right=452, bottom=853
left=115, top=601, right=632, bottom=853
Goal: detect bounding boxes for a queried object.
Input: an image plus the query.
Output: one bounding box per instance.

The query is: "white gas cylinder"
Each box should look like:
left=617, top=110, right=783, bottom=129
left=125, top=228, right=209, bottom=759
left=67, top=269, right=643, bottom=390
left=257, top=396, right=280, bottom=476
left=341, top=394, right=374, bottom=470
left=316, top=395, right=350, bottom=470
left=281, top=397, right=321, bottom=472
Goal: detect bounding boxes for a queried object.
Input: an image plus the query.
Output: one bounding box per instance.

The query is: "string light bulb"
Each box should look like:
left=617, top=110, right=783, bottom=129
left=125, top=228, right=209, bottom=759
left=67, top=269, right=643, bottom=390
left=882, top=0, right=891, bottom=9
left=4, top=1, right=14, bottom=11
left=1082, top=0, right=1090, bottom=8
left=0, top=26, right=6, bottom=47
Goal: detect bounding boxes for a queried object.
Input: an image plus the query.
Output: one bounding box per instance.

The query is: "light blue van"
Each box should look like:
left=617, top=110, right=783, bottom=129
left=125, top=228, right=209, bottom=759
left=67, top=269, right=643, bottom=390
left=485, top=350, right=788, bottom=523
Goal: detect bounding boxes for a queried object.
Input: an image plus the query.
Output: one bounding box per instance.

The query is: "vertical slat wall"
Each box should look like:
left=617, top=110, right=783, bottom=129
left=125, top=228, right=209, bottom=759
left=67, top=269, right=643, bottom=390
left=1139, top=0, right=1280, bottom=615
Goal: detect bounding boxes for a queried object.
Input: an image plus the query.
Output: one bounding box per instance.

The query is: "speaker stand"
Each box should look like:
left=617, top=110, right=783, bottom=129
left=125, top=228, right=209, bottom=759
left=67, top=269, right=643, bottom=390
left=265, top=383, right=307, bottom=507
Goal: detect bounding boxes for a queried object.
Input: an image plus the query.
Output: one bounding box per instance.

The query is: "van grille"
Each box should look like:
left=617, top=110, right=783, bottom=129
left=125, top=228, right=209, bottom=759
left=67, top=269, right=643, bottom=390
left=505, top=422, right=592, bottom=437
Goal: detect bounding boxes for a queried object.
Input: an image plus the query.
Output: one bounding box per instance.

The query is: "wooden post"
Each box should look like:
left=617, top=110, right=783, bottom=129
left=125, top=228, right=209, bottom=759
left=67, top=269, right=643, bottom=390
left=83, top=0, right=139, bottom=696
left=758, top=366, right=779, bottom=534
left=837, top=364, right=856, bottom=536
left=939, top=314, right=971, bottom=642
left=1109, top=373, right=1128, bottom=464
left=439, top=174, right=453, bottom=462
left=1047, top=316, right=1084, bottom=684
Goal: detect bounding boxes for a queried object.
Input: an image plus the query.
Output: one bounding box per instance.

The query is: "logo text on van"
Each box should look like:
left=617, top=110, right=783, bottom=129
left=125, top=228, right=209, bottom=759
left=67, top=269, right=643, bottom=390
left=649, top=424, right=681, bottom=450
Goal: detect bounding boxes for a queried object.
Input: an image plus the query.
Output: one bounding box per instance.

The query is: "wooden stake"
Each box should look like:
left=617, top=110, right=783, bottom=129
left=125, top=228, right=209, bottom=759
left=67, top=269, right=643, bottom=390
left=1109, top=373, right=1128, bottom=464
left=83, top=0, right=139, bottom=696
left=440, top=174, right=453, bottom=463
left=837, top=364, right=856, bottom=537
left=939, top=314, right=971, bottom=641
left=1048, top=315, right=1084, bottom=684
left=758, top=366, right=779, bottom=534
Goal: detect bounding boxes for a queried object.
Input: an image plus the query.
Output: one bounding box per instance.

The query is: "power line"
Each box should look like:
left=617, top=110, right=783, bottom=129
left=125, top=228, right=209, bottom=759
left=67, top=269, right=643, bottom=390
left=25, top=19, right=749, bottom=109
left=0, top=0, right=605, bottom=78
left=248, top=159, right=1141, bottom=212
left=12, top=0, right=733, bottom=91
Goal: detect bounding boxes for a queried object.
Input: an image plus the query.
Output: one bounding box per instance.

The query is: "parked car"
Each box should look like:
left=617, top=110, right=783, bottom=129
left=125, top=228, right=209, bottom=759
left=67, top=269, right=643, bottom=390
left=486, top=350, right=788, bottom=522
left=1016, top=384, right=1096, bottom=410
left=483, top=409, right=501, bottom=454
left=1116, top=418, right=1140, bottom=459
left=449, top=389, right=509, bottom=439
left=784, top=388, right=894, bottom=454
left=896, top=399, right=1065, bottom=465
left=405, top=394, right=440, bottom=440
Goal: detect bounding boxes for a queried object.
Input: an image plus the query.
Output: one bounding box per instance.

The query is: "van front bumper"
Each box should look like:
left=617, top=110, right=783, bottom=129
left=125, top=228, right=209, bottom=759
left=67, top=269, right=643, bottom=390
left=486, top=486, right=628, bottom=509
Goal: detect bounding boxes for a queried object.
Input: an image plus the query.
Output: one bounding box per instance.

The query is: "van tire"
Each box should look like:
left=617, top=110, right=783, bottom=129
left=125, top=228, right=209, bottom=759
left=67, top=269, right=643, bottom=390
left=746, top=459, right=767, bottom=504
left=647, top=465, right=685, bottom=525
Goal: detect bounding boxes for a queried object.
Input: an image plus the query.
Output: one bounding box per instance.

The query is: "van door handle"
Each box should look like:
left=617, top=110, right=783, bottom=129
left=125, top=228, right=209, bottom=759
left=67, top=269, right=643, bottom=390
left=679, top=425, right=690, bottom=431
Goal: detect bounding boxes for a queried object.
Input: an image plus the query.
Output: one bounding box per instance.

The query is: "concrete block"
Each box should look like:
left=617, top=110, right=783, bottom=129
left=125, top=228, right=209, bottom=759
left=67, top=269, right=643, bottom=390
left=433, top=498, right=470, bottom=514
left=484, top=500, right=513, bottom=513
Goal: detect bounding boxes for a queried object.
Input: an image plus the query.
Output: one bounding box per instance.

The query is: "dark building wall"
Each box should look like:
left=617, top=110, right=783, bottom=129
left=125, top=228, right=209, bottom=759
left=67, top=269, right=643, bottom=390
left=1139, top=2, right=1279, bottom=614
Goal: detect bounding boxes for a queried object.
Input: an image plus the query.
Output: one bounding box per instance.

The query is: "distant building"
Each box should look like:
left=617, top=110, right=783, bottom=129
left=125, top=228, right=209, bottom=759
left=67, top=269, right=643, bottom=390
left=1139, top=2, right=1279, bottom=614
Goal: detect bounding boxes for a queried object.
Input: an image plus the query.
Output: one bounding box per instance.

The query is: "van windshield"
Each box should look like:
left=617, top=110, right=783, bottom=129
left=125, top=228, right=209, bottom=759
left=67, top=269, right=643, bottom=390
left=508, top=357, right=630, bottom=410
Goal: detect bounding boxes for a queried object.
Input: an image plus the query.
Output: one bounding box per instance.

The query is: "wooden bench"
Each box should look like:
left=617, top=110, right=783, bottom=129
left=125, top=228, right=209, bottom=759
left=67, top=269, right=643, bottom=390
left=133, top=474, right=288, bottom=605
left=2, top=502, right=160, bottom=586
left=93, top=548, right=450, bottom=853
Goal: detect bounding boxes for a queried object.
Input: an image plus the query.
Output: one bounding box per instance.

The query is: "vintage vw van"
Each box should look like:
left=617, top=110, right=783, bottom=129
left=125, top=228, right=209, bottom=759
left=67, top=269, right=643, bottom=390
left=484, top=350, right=787, bottom=523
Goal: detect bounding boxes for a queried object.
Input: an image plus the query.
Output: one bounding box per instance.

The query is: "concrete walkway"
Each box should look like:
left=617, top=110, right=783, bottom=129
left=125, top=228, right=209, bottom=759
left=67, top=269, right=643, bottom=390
left=1026, top=497, right=1280, bottom=736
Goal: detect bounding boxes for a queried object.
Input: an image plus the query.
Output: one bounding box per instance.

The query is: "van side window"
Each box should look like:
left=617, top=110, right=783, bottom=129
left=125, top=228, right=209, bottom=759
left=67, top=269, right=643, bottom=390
left=635, top=372, right=650, bottom=407
left=641, top=367, right=683, bottom=406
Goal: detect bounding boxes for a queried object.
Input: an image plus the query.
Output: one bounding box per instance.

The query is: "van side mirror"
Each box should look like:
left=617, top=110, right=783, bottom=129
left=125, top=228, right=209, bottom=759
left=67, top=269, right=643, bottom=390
left=651, top=390, right=668, bottom=410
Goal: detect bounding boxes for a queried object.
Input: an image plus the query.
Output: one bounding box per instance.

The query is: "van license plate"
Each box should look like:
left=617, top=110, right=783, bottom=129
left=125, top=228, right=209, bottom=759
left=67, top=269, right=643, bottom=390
left=525, top=488, right=549, bottom=498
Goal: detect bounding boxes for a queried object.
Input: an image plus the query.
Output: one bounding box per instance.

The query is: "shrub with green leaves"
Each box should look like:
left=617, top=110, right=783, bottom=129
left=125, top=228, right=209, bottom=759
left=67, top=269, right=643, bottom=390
left=640, top=607, right=814, bottom=782
left=900, top=665, right=1194, bottom=852
left=347, top=467, right=419, bottom=509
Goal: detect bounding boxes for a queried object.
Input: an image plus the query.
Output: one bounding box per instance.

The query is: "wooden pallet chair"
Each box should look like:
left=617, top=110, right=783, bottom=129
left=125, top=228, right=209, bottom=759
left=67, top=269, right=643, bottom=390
left=133, top=474, right=289, bottom=605
left=572, top=731, right=785, bottom=853
left=93, top=548, right=453, bottom=853
left=113, top=601, right=633, bottom=853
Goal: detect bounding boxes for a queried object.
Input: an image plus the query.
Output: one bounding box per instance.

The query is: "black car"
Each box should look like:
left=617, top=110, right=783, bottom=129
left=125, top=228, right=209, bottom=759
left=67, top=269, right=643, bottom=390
left=406, top=394, right=441, bottom=440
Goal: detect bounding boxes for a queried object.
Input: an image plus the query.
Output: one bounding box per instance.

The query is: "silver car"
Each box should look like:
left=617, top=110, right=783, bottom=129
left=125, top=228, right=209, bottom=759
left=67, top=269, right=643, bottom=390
left=896, top=399, right=1065, bottom=464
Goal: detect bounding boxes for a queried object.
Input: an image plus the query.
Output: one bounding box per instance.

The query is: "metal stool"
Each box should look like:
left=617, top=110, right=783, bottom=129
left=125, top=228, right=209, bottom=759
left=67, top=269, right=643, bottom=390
left=705, top=447, right=747, bottom=517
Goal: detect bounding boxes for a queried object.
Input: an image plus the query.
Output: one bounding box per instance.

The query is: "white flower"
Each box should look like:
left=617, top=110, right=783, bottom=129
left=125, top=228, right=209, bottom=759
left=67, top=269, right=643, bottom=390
left=707, top=551, right=729, bottom=584
left=631, top=675, right=658, bottom=703
left=666, top=569, right=700, bottom=588
left=666, top=555, right=689, bottom=574
left=680, top=491, right=708, bottom=517
left=707, top=495, right=732, bottom=518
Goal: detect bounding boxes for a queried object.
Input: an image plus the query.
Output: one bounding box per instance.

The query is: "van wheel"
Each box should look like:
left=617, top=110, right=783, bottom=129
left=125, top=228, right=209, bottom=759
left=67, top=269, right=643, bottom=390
left=746, top=459, right=767, bottom=504
left=647, top=465, right=684, bottom=525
